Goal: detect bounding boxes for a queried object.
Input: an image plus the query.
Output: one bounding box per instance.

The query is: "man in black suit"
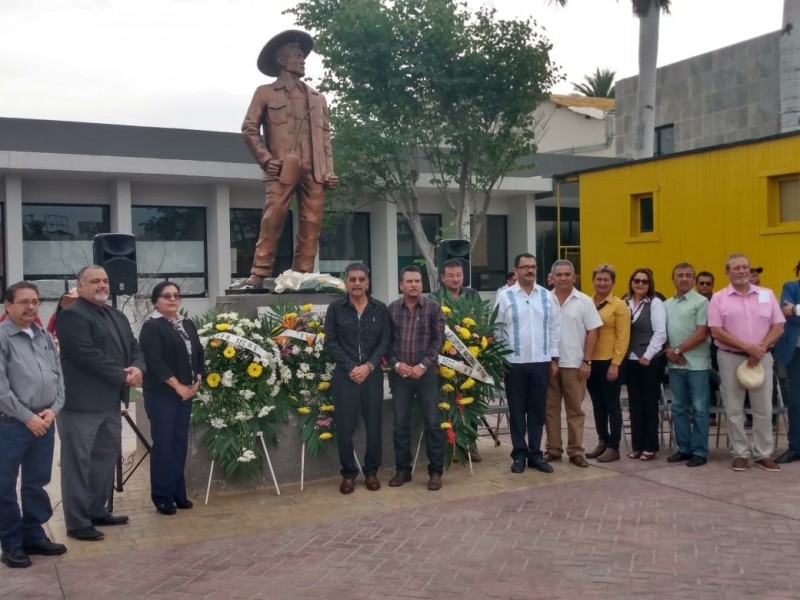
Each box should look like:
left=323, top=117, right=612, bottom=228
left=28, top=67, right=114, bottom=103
left=56, top=265, right=145, bottom=541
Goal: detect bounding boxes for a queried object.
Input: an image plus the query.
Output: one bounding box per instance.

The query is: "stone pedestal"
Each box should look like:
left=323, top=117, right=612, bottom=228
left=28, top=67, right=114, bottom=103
left=215, top=292, right=344, bottom=319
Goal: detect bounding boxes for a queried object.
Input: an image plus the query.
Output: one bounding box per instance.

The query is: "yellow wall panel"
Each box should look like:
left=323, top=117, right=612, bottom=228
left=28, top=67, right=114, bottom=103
left=579, top=134, right=800, bottom=297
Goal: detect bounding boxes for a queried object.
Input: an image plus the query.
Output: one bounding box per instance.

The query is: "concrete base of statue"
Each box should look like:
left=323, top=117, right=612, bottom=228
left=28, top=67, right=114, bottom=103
left=214, top=291, right=344, bottom=319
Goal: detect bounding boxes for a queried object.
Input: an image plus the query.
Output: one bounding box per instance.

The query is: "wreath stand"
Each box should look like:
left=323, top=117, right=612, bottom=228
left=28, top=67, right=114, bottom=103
left=204, top=431, right=280, bottom=505
left=413, top=431, right=473, bottom=476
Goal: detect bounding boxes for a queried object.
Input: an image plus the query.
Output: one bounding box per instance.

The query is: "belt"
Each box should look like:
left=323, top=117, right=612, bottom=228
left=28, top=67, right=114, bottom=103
left=718, top=348, right=748, bottom=357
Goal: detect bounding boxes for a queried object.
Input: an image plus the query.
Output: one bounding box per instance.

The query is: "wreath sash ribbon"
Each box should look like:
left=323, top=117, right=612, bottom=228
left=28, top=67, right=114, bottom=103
left=438, top=326, right=494, bottom=385
left=274, top=328, right=319, bottom=345
left=212, top=332, right=276, bottom=365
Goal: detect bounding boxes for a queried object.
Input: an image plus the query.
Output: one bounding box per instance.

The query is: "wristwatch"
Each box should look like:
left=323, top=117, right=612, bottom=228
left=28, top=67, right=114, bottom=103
left=673, top=347, right=682, bottom=356
left=582, top=359, right=592, bottom=366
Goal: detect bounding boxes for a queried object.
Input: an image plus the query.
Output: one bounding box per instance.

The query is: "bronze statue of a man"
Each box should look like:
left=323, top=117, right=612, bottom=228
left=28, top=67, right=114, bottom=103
left=236, top=30, right=338, bottom=290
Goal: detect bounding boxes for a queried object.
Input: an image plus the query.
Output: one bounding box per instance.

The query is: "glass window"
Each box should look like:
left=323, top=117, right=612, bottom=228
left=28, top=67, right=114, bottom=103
left=535, top=206, right=580, bottom=288
left=229, top=209, right=293, bottom=279
left=319, top=212, right=371, bottom=276
left=629, top=194, right=655, bottom=237
left=470, top=215, right=507, bottom=291
left=22, top=204, right=110, bottom=298
left=654, top=124, right=674, bottom=157
left=132, top=206, right=207, bottom=297
left=397, top=213, right=441, bottom=292
left=779, top=177, right=800, bottom=223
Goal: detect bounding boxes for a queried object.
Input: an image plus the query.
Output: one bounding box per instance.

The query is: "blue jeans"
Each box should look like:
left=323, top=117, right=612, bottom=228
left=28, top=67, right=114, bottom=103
left=785, top=349, right=800, bottom=452
left=0, top=416, right=55, bottom=551
left=390, top=370, right=443, bottom=475
left=669, top=368, right=710, bottom=457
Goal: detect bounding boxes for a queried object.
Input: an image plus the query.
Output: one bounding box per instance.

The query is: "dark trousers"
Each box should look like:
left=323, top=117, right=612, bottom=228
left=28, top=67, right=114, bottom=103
left=390, top=370, right=443, bottom=476
left=0, top=417, right=54, bottom=551
left=333, top=366, right=384, bottom=478
left=505, top=361, right=551, bottom=461
left=58, top=409, right=121, bottom=530
left=587, top=360, right=624, bottom=450
left=144, top=390, right=191, bottom=507
left=785, top=350, right=800, bottom=452
left=626, top=356, right=664, bottom=453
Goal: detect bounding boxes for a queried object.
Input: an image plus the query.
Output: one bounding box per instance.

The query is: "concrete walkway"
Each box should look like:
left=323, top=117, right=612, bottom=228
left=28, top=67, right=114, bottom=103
left=3, top=407, right=799, bottom=599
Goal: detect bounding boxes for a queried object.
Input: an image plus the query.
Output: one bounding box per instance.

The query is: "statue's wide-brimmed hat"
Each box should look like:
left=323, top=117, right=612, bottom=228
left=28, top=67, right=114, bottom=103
left=257, top=30, right=314, bottom=77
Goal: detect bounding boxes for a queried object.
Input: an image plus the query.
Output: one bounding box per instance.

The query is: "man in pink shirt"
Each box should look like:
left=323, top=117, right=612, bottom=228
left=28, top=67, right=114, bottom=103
left=708, top=253, right=785, bottom=472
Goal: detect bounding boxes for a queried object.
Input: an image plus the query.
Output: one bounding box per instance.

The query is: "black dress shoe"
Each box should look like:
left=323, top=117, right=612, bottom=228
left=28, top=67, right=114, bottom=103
left=528, top=457, right=554, bottom=473
left=91, top=514, right=129, bottom=526
left=1, top=548, right=31, bottom=568
left=687, top=456, right=708, bottom=467
left=511, top=458, right=526, bottom=473
left=776, top=450, right=800, bottom=464
left=156, top=504, right=177, bottom=515
left=667, top=451, right=693, bottom=463
left=67, top=527, right=105, bottom=541
left=175, top=499, right=194, bottom=510
left=388, top=470, right=412, bottom=487
left=23, top=538, right=67, bottom=556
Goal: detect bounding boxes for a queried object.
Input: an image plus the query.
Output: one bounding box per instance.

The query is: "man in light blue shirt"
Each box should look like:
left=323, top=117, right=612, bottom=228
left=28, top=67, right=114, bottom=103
left=664, top=263, right=710, bottom=467
left=0, top=281, right=66, bottom=568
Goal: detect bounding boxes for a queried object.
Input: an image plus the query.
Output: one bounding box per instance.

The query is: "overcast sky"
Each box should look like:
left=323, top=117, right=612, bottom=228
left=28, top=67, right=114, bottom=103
left=0, top=0, right=785, bottom=132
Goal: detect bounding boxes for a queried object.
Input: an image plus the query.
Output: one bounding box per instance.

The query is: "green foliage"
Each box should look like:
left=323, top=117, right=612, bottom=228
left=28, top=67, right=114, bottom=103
left=572, top=67, right=617, bottom=98
left=288, top=0, right=561, bottom=281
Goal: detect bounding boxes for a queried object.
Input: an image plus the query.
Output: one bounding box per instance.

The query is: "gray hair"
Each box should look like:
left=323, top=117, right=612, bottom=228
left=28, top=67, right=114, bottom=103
left=724, top=253, right=749, bottom=271
left=550, top=259, right=575, bottom=275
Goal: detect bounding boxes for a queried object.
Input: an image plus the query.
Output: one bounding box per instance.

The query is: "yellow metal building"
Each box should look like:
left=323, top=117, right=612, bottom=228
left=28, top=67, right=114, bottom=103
left=567, top=131, right=800, bottom=297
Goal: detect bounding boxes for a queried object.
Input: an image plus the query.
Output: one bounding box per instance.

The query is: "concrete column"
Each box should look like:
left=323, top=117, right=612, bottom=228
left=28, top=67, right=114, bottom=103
left=112, top=179, right=133, bottom=233
left=506, top=193, right=537, bottom=265
left=4, top=176, right=23, bottom=283
left=207, top=184, right=231, bottom=297
left=369, top=200, right=398, bottom=303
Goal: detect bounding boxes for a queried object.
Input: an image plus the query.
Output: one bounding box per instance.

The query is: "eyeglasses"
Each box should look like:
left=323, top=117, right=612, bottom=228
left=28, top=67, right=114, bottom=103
left=12, top=299, right=40, bottom=306
left=632, top=278, right=650, bottom=285
left=159, top=293, right=181, bottom=300
left=696, top=281, right=713, bottom=286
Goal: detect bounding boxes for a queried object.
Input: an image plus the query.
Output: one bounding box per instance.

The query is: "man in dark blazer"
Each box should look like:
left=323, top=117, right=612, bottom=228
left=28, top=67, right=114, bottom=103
left=56, top=265, right=145, bottom=541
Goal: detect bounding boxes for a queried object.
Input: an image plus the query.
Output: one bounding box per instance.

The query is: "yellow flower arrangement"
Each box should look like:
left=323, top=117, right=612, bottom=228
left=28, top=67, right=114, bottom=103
left=461, top=317, right=477, bottom=327
left=247, top=362, right=263, bottom=378
left=468, top=346, right=480, bottom=358
left=442, top=340, right=453, bottom=353
left=320, top=404, right=335, bottom=412
left=297, top=406, right=312, bottom=415
left=441, top=305, right=452, bottom=314
left=480, top=336, right=488, bottom=349
left=209, top=339, right=222, bottom=348
left=438, top=401, right=451, bottom=410
left=457, top=396, right=474, bottom=406
left=440, top=422, right=453, bottom=429
left=460, top=378, right=476, bottom=390
left=441, top=383, right=455, bottom=393
left=318, top=381, right=331, bottom=391
left=458, top=327, right=471, bottom=340
left=438, top=366, right=457, bottom=379
left=281, top=312, right=298, bottom=329
left=300, top=303, right=315, bottom=312
left=206, top=373, right=221, bottom=388
left=215, top=323, right=230, bottom=331
left=223, top=346, right=236, bottom=358
left=319, top=432, right=333, bottom=441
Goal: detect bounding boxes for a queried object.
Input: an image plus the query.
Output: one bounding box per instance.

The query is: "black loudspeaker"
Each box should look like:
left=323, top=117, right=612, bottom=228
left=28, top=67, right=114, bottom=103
left=436, top=239, right=471, bottom=286
left=93, top=234, right=138, bottom=295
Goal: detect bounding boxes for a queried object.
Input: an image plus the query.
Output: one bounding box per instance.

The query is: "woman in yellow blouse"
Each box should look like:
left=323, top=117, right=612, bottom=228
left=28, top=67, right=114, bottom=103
left=586, top=264, right=631, bottom=463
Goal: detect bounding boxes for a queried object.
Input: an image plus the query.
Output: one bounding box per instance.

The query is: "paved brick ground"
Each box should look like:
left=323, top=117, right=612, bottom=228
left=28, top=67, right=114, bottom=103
left=3, top=407, right=799, bottom=599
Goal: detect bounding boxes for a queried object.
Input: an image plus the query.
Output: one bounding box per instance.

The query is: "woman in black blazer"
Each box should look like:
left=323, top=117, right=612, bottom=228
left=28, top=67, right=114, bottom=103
left=139, top=282, right=204, bottom=515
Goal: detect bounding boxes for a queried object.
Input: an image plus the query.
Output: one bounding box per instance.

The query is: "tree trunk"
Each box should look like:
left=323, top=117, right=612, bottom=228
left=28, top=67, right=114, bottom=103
left=781, top=0, right=800, bottom=132
left=396, top=195, right=438, bottom=290
left=632, top=1, right=660, bottom=159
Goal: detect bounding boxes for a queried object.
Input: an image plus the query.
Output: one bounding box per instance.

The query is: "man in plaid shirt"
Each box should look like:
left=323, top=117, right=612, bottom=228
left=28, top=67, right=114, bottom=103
left=387, top=266, right=446, bottom=491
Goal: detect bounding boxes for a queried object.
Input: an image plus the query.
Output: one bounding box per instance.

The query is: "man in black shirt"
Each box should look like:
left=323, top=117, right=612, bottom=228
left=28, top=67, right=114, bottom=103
left=324, top=263, right=391, bottom=494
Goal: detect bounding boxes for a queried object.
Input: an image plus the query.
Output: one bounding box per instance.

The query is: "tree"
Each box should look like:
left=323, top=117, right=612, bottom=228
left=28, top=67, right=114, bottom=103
left=781, top=0, right=800, bottom=132
left=572, top=67, right=616, bottom=98
left=551, top=0, right=670, bottom=158
left=288, top=0, right=560, bottom=286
